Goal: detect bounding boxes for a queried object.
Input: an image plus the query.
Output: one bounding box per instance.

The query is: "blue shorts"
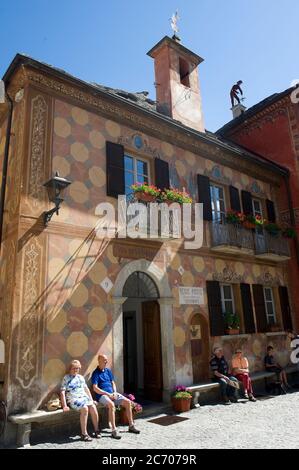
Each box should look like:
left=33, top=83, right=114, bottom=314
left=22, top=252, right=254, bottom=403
left=98, top=392, right=126, bottom=407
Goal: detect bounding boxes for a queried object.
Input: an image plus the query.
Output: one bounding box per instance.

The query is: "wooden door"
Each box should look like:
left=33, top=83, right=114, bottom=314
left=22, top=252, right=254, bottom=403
left=123, top=312, right=137, bottom=393
left=190, top=314, right=210, bottom=383
left=142, top=301, right=163, bottom=401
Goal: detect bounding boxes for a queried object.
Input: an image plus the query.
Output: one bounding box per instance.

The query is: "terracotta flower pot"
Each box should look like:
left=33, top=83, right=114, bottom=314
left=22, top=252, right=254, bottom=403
left=135, top=192, right=156, bottom=202
left=243, top=221, right=256, bottom=229
left=225, top=328, right=240, bottom=335
left=171, top=397, right=191, bottom=413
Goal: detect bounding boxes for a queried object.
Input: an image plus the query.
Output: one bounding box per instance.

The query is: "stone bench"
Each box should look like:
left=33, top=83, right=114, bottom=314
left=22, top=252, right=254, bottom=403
left=8, top=402, right=105, bottom=448
left=186, top=366, right=298, bottom=407
left=186, top=382, right=220, bottom=408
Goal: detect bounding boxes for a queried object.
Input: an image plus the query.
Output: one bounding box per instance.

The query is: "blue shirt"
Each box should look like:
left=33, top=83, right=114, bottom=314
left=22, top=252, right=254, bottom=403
left=91, top=367, right=114, bottom=401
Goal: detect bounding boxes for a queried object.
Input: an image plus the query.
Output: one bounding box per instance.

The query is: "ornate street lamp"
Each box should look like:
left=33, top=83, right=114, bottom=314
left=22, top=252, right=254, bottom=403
left=43, top=172, right=71, bottom=226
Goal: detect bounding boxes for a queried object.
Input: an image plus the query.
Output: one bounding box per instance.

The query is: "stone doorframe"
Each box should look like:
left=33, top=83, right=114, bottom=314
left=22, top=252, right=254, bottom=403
left=111, top=259, right=176, bottom=402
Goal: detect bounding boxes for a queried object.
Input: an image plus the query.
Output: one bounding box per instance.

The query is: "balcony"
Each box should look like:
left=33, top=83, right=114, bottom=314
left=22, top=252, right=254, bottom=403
left=210, top=222, right=255, bottom=255
left=124, top=199, right=182, bottom=241
left=254, top=232, right=290, bottom=261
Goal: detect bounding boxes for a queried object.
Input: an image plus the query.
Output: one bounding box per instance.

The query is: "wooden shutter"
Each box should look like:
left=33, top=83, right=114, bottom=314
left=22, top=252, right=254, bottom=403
left=241, top=190, right=253, bottom=215
left=155, top=158, right=170, bottom=190
left=106, top=141, right=125, bottom=198
left=252, top=284, right=268, bottom=333
left=229, top=186, right=241, bottom=212
left=197, top=175, right=212, bottom=221
left=206, top=280, right=224, bottom=336
left=240, top=283, right=256, bottom=333
left=279, top=286, right=293, bottom=331
left=266, top=199, right=276, bottom=223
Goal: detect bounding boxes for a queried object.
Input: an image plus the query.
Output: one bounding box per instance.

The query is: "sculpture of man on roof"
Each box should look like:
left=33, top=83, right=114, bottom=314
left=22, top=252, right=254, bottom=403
left=230, top=80, right=243, bottom=107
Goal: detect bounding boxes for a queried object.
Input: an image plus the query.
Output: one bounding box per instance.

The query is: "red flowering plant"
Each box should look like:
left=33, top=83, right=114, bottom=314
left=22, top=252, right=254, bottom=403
left=225, top=210, right=245, bottom=225
left=244, top=214, right=265, bottom=227
left=160, top=188, right=193, bottom=204
left=131, top=182, right=161, bottom=198
left=171, top=385, right=192, bottom=400
left=117, top=393, right=143, bottom=415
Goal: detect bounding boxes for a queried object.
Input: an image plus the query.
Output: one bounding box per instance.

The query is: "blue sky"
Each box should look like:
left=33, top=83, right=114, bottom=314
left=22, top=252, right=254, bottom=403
left=0, top=0, right=298, bottom=131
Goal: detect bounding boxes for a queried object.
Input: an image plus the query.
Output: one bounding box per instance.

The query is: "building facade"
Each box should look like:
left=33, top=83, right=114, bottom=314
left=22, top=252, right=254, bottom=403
left=0, top=37, right=295, bottom=419
left=217, top=87, right=299, bottom=330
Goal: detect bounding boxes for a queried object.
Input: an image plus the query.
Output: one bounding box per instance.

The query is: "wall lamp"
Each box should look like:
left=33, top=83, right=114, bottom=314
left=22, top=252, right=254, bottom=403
left=43, top=171, right=72, bottom=226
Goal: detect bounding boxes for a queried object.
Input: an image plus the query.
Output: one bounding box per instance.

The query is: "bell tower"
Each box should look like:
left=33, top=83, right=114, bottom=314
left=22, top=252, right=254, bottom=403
left=147, top=36, right=205, bottom=132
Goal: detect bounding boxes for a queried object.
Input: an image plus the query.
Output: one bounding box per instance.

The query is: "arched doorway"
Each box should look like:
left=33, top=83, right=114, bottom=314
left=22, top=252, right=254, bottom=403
left=190, top=313, right=210, bottom=382
left=122, top=271, right=163, bottom=401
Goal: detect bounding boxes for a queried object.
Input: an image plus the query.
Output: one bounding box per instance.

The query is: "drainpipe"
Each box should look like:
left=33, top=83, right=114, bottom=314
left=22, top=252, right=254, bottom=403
left=284, top=173, right=299, bottom=265
left=0, top=91, right=13, bottom=250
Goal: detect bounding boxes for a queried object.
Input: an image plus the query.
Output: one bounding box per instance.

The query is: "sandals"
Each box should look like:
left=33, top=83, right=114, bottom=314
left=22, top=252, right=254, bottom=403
left=93, top=430, right=101, bottom=438
left=81, top=434, right=93, bottom=442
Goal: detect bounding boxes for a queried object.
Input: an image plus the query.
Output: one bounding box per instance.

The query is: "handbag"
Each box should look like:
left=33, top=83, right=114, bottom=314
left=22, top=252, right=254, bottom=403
left=46, top=393, right=62, bottom=411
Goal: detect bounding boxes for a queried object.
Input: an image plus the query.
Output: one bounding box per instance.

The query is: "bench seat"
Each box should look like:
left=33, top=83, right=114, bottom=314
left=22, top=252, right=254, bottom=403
left=8, top=402, right=105, bottom=447
left=186, top=382, right=220, bottom=407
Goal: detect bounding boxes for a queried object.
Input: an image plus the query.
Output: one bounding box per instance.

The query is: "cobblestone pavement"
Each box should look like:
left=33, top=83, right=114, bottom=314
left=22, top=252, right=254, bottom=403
left=23, top=392, right=299, bottom=449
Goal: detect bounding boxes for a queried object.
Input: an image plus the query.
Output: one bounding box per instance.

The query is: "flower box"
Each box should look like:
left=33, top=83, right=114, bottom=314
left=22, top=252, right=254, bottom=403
left=135, top=191, right=156, bottom=203
left=225, top=328, right=240, bottom=335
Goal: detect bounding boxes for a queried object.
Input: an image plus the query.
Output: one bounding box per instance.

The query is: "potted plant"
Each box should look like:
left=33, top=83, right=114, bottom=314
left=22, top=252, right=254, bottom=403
left=160, top=188, right=193, bottom=205
left=264, top=222, right=281, bottom=237
left=131, top=183, right=161, bottom=202
left=282, top=227, right=296, bottom=239
left=225, top=210, right=245, bottom=225
left=117, top=393, right=143, bottom=425
left=224, top=311, right=240, bottom=335
left=171, top=385, right=192, bottom=413
left=243, top=214, right=258, bottom=229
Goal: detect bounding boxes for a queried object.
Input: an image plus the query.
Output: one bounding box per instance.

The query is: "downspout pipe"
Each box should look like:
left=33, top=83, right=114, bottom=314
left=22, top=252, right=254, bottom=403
left=0, top=91, right=13, bottom=250
left=285, top=173, right=299, bottom=265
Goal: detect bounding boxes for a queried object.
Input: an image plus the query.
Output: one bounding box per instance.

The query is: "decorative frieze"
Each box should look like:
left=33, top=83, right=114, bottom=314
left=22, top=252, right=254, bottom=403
left=256, top=271, right=282, bottom=287
left=204, top=165, right=231, bottom=185
left=16, top=238, right=44, bottom=389
left=118, top=133, right=162, bottom=159
left=27, top=94, right=48, bottom=213
left=212, top=266, right=244, bottom=283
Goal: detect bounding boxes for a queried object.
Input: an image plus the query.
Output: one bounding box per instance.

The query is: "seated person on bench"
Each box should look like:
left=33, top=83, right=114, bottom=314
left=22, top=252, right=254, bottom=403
left=210, top=347, right=239, bottom=405
left=264, top=346, right=291, bottom=391
left=231, top=349, right=256, bottom=402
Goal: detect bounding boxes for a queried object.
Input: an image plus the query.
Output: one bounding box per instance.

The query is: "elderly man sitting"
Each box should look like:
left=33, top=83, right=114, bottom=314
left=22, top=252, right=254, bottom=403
left=91, top=354, right=140, bottom=439
left=210, top=347, right=239, bottom=405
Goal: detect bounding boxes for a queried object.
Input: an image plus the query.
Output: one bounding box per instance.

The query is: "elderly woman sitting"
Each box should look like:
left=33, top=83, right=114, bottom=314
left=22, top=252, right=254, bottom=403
left=231, top=349, right=256, bottom=402
left=60, top=360, right=101, bottom=441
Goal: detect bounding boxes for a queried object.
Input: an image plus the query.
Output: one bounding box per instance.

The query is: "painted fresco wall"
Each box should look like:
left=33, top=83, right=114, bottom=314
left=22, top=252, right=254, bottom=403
left=39, top=98, right=292, bottom=400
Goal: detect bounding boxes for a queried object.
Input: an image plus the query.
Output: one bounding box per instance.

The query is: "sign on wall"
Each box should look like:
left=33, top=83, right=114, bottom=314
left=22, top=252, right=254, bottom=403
left=179, top=287, right=204, bottom=305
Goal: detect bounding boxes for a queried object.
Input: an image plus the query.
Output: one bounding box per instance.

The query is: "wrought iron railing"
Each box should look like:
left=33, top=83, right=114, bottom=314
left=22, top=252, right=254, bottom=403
left=210, top=221, right=255, bottom=251
left=254, top=232, right=290, bottom=257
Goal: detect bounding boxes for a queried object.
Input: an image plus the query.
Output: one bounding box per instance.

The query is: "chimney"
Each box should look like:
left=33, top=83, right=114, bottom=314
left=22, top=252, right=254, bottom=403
left=231, top=103, right=246, bottom=119
left=147, top=36, right=205, bottom=132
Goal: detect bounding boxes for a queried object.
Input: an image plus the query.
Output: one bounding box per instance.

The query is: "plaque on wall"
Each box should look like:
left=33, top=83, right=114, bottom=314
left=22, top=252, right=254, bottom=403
left=179, top=287, right=204, bottom=305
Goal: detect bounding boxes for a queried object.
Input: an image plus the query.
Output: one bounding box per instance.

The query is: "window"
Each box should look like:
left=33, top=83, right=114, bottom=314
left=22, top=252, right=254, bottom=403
left=210, top=184, right=226, bottom=223
left=252, top=199, right=262, bottom=218
left=179, top=58, right=190, bottom=87
left=263, top=287, right=276, bottom=325
left=220, top=284, right=235, bottom=314
left=124, top=155, right=150, bottom=196
left=252, top=198, right=263, bottom=233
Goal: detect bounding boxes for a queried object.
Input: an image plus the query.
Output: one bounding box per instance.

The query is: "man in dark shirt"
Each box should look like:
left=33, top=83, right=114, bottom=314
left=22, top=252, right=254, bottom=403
left=91, top=354, right=140, bottom=439
left=264, top=345, right=291, bottom=390
left=210, top=347, right=239, bottom=404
